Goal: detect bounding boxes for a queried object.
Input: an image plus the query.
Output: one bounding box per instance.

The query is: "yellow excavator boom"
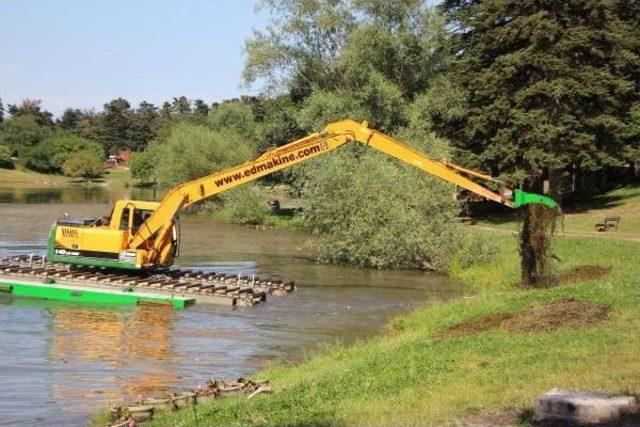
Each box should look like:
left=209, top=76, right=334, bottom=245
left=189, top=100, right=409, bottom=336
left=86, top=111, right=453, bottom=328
left=130, top=119, right=510, bottom=252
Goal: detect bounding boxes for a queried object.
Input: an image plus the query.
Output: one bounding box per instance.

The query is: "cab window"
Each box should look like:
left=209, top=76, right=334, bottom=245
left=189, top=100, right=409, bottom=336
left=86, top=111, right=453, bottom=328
left=119, top=208, right=130, bottom=230
left=132, top=209, right=153, bottom=233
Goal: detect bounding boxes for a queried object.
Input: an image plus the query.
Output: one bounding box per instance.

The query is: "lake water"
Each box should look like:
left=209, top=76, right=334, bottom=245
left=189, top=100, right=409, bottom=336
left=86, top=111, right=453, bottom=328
left=0, top=186, right=463, bottom=425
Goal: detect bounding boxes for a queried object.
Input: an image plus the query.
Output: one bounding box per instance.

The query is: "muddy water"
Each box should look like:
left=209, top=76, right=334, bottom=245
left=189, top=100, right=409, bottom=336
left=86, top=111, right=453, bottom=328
left=0, top=188, right=463, bottom=426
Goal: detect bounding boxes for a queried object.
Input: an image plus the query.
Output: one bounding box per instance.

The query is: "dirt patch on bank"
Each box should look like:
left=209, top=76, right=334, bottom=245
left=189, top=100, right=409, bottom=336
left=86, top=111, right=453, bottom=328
left=554, top=265, right=611, bottom=285
left=439, top=298, right=608, bottom=339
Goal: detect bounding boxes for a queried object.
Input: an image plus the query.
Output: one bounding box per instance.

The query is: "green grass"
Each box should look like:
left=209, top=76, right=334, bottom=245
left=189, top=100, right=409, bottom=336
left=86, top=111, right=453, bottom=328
left=144, top=235, right=640, bottom=426
left=0, top=165, right=71, bottom=188
left=474, top=183, right=640, bottom=237
left=0, top=165, right=134, bottom=191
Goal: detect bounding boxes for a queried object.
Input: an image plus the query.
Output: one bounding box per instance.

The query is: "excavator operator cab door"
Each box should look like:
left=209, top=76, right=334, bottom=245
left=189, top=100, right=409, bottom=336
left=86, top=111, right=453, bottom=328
left=112, top=203, right=154, bottom=237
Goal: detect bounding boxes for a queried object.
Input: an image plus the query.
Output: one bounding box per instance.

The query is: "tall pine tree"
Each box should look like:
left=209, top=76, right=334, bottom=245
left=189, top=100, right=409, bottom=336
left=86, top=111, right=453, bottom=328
left=441, top=0, right=640, bottom=285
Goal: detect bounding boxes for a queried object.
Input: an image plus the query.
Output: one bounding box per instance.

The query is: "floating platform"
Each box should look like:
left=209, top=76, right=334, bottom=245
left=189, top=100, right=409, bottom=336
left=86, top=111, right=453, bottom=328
left=0, top=277, right=195, bottom=309
left=0, top=255, right=296, bottom=308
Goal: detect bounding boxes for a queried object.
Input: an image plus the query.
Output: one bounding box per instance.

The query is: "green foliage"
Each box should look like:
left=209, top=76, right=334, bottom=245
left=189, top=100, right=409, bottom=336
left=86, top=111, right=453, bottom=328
left=207, top=100, right=257, bottom=140
left=296, top=90, right=367, bottom=131
left=61, top=150, right=104, bottom=179
left=96, top=98, right=133, bottom=154
left=2, top=115, right=50, bottom=157
left=130, top=150, right=157, bottom=184
left=7, top=99, right=54, bottom=126
left=440, top=0, right=640, bottom=187
left=217, top=185, right=269, bottom=225
left=153, top=122, right=255, bottom=187
left=296, top=146, right=467, bottom=270
left=23, top=131, right=104, bottom=173
left=0, top=143, right=12, bottom=169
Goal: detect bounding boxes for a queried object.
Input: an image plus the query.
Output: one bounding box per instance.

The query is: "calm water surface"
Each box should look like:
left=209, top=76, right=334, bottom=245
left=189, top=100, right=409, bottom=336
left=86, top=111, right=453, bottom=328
left=0, top=187, right=463, bottom=425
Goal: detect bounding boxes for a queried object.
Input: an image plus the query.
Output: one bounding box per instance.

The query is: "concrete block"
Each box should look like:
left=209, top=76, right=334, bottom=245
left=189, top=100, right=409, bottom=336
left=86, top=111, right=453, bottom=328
left=534, top=389, right=638, bottom=425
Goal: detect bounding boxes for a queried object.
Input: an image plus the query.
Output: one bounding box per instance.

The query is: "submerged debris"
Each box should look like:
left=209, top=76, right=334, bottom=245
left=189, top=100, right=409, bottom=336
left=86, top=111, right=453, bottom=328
left=109, top=377, right=272, bottom=426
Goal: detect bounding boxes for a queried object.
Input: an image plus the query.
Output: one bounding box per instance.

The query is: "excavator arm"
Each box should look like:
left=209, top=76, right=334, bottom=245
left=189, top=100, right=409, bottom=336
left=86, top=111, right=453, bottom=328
left=129, top=119, right=557, bottom=255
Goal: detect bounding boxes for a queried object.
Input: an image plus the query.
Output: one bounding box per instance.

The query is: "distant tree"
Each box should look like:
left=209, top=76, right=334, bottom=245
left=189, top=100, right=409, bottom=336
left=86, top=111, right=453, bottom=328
left=256, top=94, right=305, bottom=152
left=194, top=99, right=210, bottom=117
left=130, top=150, right=157, bottom=184
left=129, top=101, right=159, bottom=151
left=0, top=143, right=12, bottom=168
left=8, top=99, right=54, bottom=126
left=160, top=102, right=173, bottom=120
left=154, top=122, right=255, bottom=187
left=23, top=131, right=103, bottom=173
left=440, top=0, right=640, bottom=285
left=0, top=98, right=4, bottom=123
left=57, top=108, right=83, bottom=130
left=172, top=96, right=191, bottom=116
left=207, top=100, right=257, bottom=140
left=61, top=150, right=104, bottom=179
left=97, top=98, right=133, bottom=153
left=2, top=115, right=50, bottom=157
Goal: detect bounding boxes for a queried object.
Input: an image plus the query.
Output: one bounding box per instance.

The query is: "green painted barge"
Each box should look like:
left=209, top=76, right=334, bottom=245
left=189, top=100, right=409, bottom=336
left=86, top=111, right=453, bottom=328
left=0, top=277, right=195, bottom=309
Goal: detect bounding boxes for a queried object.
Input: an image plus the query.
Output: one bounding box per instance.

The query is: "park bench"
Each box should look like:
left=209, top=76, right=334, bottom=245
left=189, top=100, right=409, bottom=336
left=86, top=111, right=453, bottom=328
left=594, top=216, right=620, bottom=232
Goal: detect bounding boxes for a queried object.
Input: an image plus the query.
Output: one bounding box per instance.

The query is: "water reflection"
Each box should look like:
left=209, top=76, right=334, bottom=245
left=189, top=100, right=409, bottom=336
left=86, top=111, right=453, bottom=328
left=0, top=185, right=156, bottom=204
left=49, top=305, right=180, bottom=403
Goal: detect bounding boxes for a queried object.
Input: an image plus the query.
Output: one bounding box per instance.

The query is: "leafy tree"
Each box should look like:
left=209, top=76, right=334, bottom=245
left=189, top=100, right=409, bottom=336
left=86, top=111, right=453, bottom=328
left=57, top=108, right=83, bottom=130
left=194, top=99, right=210, bottom=117
left=61, top=150, right=104, bottom=179
left=0, top=98, right=4, bottom=123
left=0, top=143, right=12, bottom=168
left=154, top=122, right=255, bottom=187
left=217, top=185, right=269, bottom=225
left=244, top=0, right=355, bottom=97
left=172, top=96, right=192, bottom=116
left=129, top=101, right=159, bottom=151
left=297, top=145, right=473, bottom=270
left=23, top=131, right=103, bottom=173
left=130, top=150, right=157, bottom=184
left=2, top=115, right=50, bottom=157
left=256, top=94, right=305, bottom=152
left=7, top=99, right=54, bottom=126
left=96, top=98, right=133, bottom=153
left=440, top=0, right=640, bottom=285
left=207, top=100, right=258, bottom=140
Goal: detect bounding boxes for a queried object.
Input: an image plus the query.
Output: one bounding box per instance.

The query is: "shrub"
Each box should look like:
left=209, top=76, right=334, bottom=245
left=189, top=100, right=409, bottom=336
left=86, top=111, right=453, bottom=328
left=217, top=185, right=269, bottom=225
left=130, top=150, right=157, bottom=184
left=61, top=150, right=104, bottom=179
left=154, top=122, right=255, bottom=187
left=297, top=145, right=466, bottom=271
left=0, top=143, right=13, bottom=169
left=23, top=131, right=104, bottom=173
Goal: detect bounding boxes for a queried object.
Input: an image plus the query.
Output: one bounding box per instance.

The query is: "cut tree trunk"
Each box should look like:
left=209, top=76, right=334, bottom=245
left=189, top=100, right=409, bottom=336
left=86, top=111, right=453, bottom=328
left=520, top=172, right=559, bottom=287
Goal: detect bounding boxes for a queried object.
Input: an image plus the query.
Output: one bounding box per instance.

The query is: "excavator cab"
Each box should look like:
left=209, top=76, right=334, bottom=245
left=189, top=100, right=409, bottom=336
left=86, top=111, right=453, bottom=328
left=46, top=200, right=177, bottom=270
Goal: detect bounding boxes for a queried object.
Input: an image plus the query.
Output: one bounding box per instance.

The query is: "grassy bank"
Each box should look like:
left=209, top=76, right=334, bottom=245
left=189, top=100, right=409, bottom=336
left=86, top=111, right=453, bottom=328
left=0, top=166, right=72, bottom=188
left=141, top=231, right=639, bottom=426
left=0, top=166, right=134, bottom=190
left=473, top=183, right=640, bottom=238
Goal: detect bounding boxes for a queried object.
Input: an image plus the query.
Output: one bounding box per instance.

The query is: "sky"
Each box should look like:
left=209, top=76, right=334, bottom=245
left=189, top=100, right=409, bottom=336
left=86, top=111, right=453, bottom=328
left=0, top=0, right=267, bottom=116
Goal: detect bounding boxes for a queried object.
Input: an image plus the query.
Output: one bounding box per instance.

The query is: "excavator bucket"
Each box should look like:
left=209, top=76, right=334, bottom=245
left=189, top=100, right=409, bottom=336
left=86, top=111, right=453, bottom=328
left=512, top=189, right=559, bottom=209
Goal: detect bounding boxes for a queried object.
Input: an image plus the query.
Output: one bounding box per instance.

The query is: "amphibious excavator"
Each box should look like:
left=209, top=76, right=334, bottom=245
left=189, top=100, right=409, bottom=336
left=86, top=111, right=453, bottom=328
left=46, top=119, right=557, bottom=271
